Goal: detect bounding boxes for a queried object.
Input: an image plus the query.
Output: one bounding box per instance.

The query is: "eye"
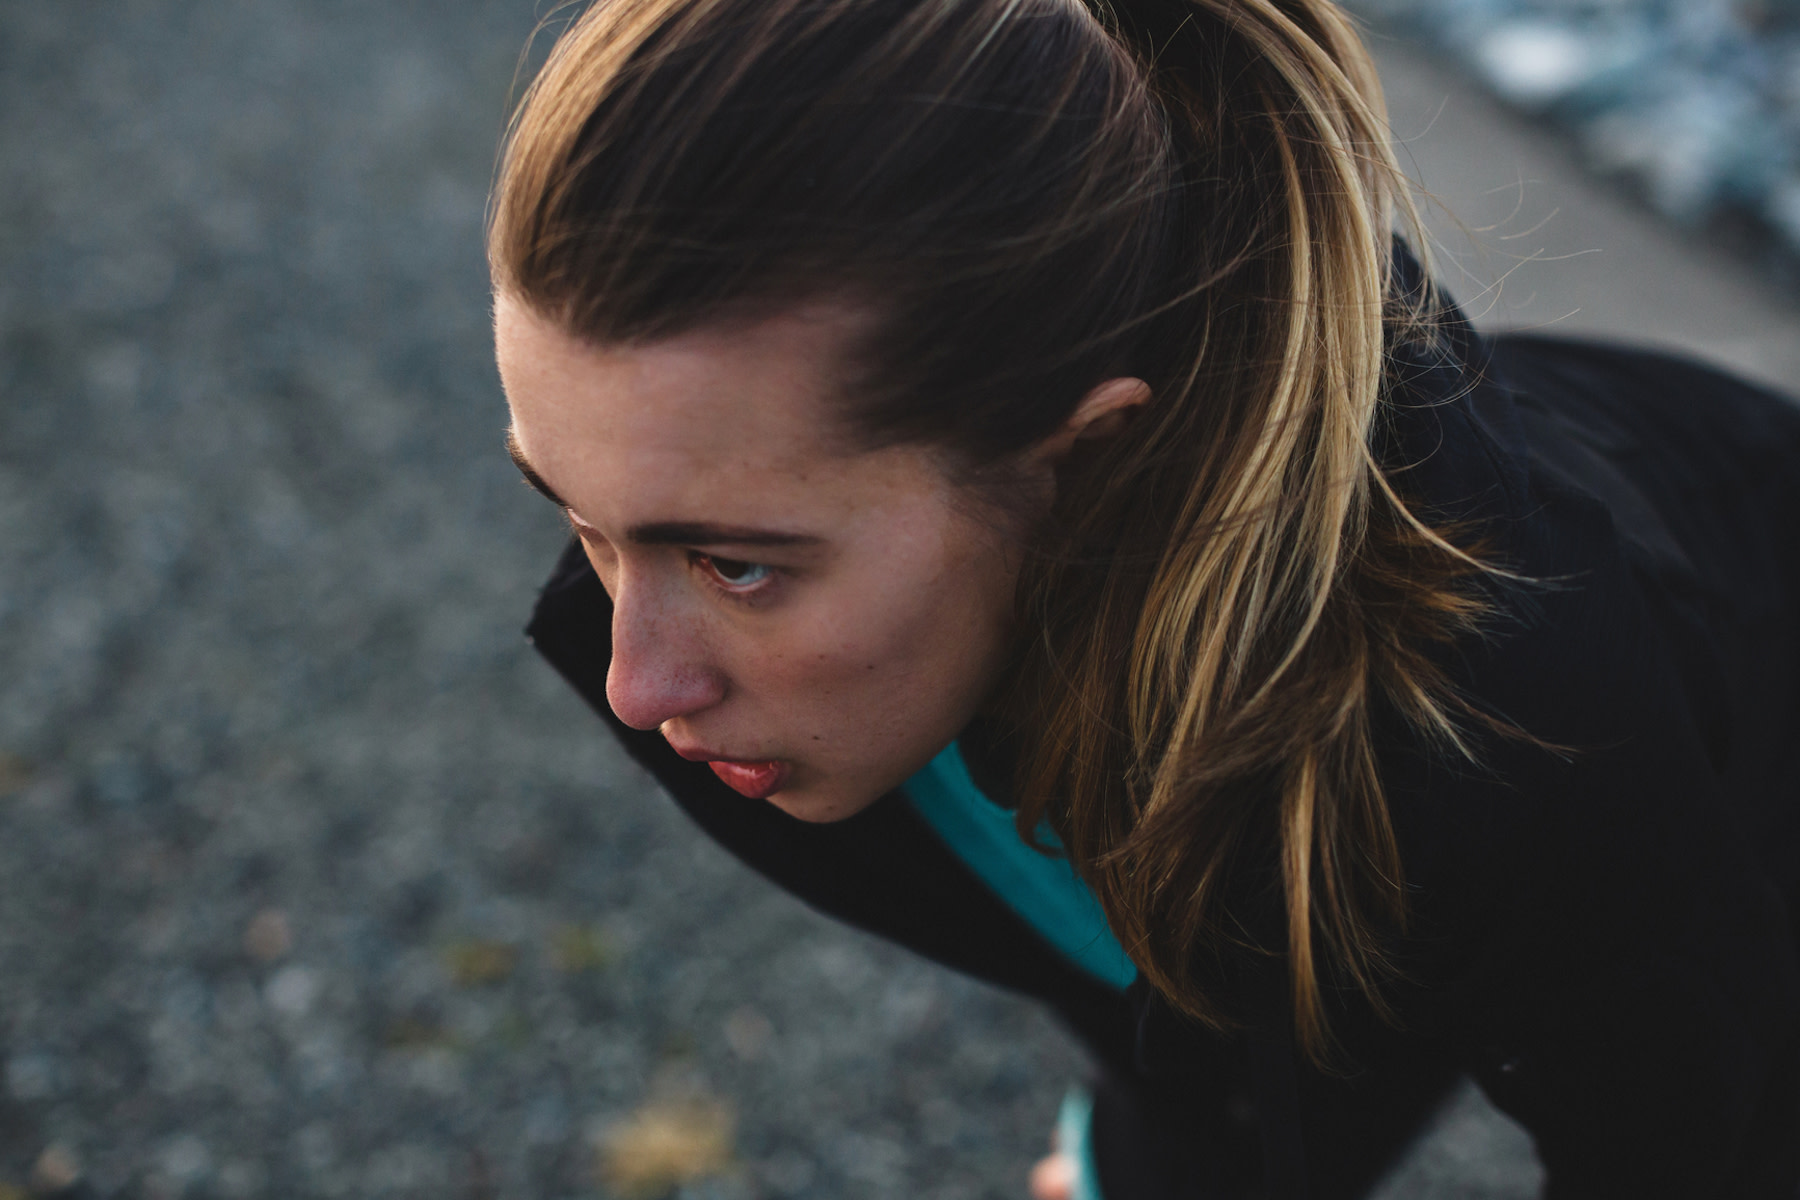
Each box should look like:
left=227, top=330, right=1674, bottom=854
left=695, top=553, right=773, bottom=592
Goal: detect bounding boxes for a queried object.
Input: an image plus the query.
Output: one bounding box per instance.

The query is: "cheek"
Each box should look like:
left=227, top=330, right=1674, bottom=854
left=752, top=557, right=1012, bottom=721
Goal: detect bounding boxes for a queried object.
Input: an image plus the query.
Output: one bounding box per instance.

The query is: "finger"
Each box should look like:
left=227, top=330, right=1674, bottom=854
left=1028, top=1151, right=1076, bottom=1200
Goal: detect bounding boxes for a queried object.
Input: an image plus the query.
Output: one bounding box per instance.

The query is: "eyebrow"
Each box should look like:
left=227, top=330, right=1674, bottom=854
left=626, top=521, right=823, bottom=548
left=506, top=429, right=569, bottom=509
left=504, top=429, right=824, bottom=549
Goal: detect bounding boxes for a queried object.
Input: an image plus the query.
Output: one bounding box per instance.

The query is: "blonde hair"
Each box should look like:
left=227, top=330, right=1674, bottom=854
left=491, top=0, right=1486, bottom=1062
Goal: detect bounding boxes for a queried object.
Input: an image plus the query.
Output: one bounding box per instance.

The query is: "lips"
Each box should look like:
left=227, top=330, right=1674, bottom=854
left=664, top=740, right=793, bottom=800
left=705, top=759, right=792, bottom=800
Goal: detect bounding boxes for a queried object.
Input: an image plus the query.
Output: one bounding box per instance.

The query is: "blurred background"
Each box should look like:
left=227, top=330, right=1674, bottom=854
left=0, top=2, right=1794, bottom=1198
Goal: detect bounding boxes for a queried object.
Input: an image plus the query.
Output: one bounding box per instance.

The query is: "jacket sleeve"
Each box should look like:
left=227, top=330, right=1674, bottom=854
left=1384, top=473, right=1800, bottom=1198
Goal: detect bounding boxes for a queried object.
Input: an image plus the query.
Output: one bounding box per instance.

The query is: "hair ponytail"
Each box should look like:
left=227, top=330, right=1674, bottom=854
left=1006, top=0, right=1485, bottom=1060
left=491, top=0, right=1487, bottom=1064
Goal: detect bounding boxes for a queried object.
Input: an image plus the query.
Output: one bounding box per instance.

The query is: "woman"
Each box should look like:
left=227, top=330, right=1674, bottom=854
left=489, top=0, right=1800, bottom=1195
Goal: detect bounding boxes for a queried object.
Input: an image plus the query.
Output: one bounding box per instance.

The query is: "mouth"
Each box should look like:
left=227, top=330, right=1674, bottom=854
left=665, top=741, right=793, bottom=800
left=704, top=759, right=792, bottom=800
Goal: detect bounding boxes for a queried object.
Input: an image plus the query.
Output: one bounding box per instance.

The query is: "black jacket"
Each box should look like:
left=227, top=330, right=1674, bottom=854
left=525, top=307, right=1800, bottom=1198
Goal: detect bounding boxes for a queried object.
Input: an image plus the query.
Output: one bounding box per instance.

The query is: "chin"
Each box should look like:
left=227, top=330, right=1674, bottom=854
left=763, top=784, right=882, bottom=825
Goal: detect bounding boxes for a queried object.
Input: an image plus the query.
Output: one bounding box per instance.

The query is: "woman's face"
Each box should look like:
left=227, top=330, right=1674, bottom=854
left=495, top=295, right=1024, bottom=823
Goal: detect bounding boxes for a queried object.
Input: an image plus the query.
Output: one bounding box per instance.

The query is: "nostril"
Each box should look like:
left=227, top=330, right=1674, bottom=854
left=604, top=641, right=725, bottom=731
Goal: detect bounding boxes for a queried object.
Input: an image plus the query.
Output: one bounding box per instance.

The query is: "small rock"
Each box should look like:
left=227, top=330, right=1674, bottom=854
left=523, top=1091, right=571, bottom=1145
left=215, top=1159, right=266, bottom=1198
left=595, top=1098, right=735, bottom=1200
left=293, top=1123, right=337, bottom=1174
left=243, top=908, right=292, bottom=963
left=383, top=1015, right=452, bottom=1050
left=365, top=1142, right=449, bottom=1192
left=401, top=1046, right=464, bottom=1098
left=159, top=1134, right=213, bottom=1190
left=292, top=1029, right=357, bottom=1092
left=442, top=940, right=517, bottom=987
left=5, top=1052, right=57, bottom=1101
left=264, top=964, right=321, bottom=1017
left=548, top=923, right=610, bottom=973
left=722, top=1007, right=773, bottom=1062
left=18, top=775, right=74, bottom=814
left=0, top=753, right=31, bottom=795
left=29, top=1143, right=81, bottom=1193
left=757, top=1151, right=816, bottom=1193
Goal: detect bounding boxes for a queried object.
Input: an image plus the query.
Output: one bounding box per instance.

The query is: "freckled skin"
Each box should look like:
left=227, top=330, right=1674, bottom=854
left=494, top=295, right=1026, bottom=823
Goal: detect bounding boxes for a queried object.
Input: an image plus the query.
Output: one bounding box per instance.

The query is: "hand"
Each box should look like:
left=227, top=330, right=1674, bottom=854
left=1029, top=1151, right=1077, bottom=1200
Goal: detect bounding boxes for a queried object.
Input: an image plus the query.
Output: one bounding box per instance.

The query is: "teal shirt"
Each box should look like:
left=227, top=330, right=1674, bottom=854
left=906, top=741, right=1122, bottom=1200
left=903, top=741, right=1137, bottom=991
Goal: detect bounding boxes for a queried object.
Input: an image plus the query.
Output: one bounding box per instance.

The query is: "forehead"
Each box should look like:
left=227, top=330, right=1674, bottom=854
left=494, top=294, right=926, bottom=527
left=500, top=294, right=856, bottom=445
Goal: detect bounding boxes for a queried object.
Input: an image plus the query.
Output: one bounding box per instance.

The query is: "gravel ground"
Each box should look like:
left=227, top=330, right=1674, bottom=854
left=0, top=4, right=1578, bottom=1199
left=0, top=4, right=1091, bottom=1197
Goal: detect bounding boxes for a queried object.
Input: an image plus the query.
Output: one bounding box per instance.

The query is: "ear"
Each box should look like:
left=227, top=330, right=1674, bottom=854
left=1025, top=376, right=1153, bottom=470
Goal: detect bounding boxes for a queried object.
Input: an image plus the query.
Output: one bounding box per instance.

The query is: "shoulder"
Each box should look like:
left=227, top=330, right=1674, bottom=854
left=1372, top=328, right=1794, bottom=962
left=1380, top=328, right=1800, bottom=763
left=1370, top=344, right=1800, bottom=1192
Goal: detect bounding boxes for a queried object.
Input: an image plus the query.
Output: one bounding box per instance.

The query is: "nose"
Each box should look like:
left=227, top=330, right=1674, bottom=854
left=604, top=578, right=726, bottom=731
